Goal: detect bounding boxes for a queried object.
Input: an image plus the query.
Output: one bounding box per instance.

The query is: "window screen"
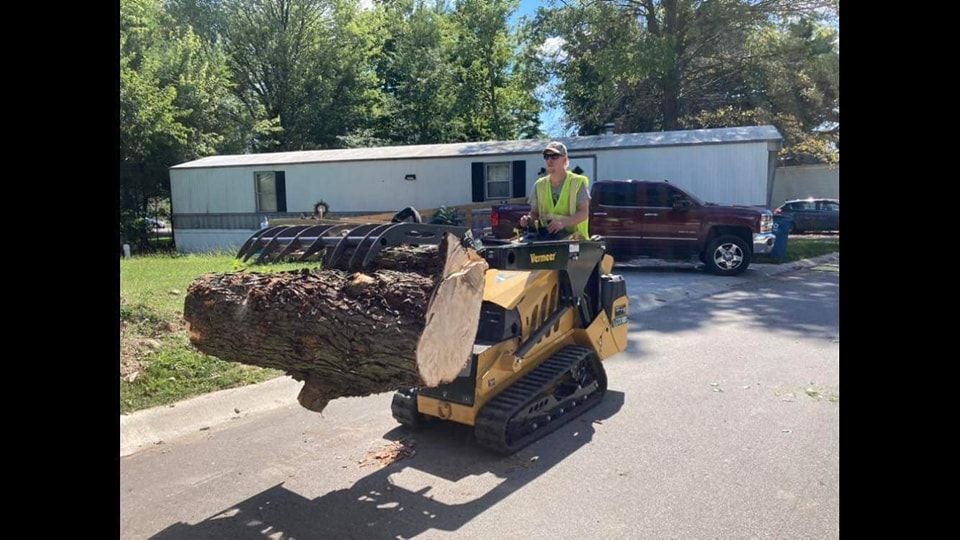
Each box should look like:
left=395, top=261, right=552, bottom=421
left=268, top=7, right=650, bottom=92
left=486, top=163, right=512, bottom=199
left=255, top=172, right=278, bottom=212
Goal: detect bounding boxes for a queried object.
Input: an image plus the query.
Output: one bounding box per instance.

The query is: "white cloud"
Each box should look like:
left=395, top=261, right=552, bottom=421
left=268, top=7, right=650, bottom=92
left=538, top=37, right=568, bottom=62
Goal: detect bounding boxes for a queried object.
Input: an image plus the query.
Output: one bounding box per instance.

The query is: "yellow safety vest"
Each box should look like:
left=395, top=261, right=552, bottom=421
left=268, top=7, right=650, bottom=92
left=535, top=171, right=590, bottom=239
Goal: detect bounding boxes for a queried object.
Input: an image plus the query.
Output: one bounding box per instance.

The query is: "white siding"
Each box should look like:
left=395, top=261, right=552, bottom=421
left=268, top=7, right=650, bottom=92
left=771, top=164, right=840, bottom=208
left=284, top=159, right=487, bottom=212
left=173, top=155, right=546, bottom=214
left=171, top=143, right=771, bottom=217
left=170, top=168, right=257, bottom=213
left=174, top=229, right=257, bottom=253
left=592, top=142, right=770, bottom=206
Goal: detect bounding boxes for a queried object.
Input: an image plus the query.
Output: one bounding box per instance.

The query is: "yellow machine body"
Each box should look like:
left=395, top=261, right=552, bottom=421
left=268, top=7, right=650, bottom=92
left=416, top=257, right=628, bottom=426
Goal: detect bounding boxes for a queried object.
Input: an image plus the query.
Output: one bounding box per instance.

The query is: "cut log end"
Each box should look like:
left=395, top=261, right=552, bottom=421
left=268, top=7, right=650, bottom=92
left=416, top=237, right=488, bottom=386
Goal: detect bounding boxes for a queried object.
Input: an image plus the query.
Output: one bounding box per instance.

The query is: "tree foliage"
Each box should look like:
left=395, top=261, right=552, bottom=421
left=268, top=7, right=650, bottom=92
left=522, top=0, right=839, bottom=163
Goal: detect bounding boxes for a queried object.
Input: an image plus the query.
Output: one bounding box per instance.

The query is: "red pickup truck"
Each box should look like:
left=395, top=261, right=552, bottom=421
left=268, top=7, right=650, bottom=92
left=490, top=179, right=775, bottom=276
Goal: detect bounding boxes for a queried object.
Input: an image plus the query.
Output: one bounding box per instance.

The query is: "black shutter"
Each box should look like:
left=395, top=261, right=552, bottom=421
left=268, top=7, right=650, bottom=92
left=471, top=162, right=485, bottom=202
left=275, top=171, right=287, bottom=212
left=512, top=160, right=526, bottom=198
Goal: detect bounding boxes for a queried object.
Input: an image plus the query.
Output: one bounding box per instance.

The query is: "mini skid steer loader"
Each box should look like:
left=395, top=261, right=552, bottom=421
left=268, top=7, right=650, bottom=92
left=236, top=212, right=629, bottom=454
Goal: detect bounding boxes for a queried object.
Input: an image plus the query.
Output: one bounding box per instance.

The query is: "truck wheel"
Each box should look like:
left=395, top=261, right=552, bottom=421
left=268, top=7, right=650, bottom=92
left=704, top=235, right=751, bottom=276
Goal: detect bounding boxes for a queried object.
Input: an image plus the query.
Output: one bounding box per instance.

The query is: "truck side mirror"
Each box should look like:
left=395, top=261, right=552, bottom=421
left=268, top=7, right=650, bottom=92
left=673, top=199, right=692, bottom=210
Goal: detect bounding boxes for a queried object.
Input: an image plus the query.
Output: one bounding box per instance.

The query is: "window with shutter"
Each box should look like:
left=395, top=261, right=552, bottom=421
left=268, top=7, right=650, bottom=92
left=485, top=162, right=512, bottom=199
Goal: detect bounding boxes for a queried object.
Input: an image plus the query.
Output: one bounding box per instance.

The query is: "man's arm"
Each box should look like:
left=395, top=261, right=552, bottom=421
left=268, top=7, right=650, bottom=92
left=569, top=199, right=590, bottom=226
left=521, top=189, right=540, bottom=226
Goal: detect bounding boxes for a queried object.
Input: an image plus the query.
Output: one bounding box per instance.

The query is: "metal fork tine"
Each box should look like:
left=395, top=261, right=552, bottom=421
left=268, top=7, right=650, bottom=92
left=358, top=223, right=408, bottom=270
left=256, top=226, right=303, bottom=263
left=301, top=224, right=352, bottom=261
left=324, top=223, right=380, bottom=269
left=346, top=223, right=395, bottom=271
left=236, top=227, right=270, bottom=260
left=241, top=226, right=286, bottom=262
left=273, top=225, right=323, bottom=261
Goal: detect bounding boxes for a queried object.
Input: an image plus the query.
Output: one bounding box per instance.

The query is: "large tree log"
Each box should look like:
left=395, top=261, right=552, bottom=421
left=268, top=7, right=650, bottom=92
left=184, top=234, right=488, bottom=413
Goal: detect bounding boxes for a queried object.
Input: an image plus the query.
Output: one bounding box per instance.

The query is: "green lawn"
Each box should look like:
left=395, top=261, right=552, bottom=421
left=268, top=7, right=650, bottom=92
left=120, top=252, right=320, bottom=414
left=759, top=236, right=840, bottom=263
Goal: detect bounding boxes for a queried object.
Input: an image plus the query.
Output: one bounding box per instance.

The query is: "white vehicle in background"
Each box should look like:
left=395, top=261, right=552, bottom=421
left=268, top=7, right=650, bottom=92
left=146, top=217, right=171, bottom=234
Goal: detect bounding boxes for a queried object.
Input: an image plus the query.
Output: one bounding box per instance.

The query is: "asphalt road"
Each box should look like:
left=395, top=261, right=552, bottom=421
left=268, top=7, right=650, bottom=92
left=121, top=263, right=839, bottom=539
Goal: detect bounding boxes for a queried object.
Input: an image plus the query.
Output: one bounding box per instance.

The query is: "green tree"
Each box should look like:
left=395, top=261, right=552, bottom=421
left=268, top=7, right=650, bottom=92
left=121, top=0, right=252, bottom=248
left=374, top=0, right=462, bottom=143
left=523, top=1, right=648, bottom=133
left=121, top=0, right=188, bottom=222
left=451, top=0, right=541, bottom=141
left=679, top=17, right=839, bottom=164
left=526, top=0, right=838, bottom=162
left=166, top=0, right=228, bottom=44
left=365, top=0, right=541, bottom=144
left=221, top=0, right=324, bottom=150
left=304, top=0, right=388, bottom=148
left=221, top=0, right=385, bottom=150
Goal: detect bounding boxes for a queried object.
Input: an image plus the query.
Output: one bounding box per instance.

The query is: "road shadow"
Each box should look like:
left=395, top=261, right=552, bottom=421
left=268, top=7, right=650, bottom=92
left=614, top=258, right=703, bottom=273
left=151, top=390, right=625, bottom=539
left=612, top=262, right=839, bottom=364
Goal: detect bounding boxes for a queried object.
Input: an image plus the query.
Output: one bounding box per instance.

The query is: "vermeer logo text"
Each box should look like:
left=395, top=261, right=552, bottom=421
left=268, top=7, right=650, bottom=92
left=530, top=252, right=557, bottom=264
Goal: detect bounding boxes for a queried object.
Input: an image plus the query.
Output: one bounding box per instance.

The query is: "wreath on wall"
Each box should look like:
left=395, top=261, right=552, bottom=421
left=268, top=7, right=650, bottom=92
left=313, top=200, right=330, bottom=217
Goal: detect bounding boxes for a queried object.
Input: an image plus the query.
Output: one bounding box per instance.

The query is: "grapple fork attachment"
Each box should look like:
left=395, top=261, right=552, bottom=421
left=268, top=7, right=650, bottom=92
left=235, top=222, right=469, bottom=270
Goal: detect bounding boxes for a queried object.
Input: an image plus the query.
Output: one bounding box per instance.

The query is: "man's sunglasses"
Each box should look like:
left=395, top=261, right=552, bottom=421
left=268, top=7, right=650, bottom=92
left=543, top=154, right=563, bottom=160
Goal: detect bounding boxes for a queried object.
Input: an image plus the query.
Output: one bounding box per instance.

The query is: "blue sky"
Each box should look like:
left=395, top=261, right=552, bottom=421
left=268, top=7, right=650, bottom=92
left=511, top=1, right=569, bottom=137
left=511, top=0, right=545, bottom=24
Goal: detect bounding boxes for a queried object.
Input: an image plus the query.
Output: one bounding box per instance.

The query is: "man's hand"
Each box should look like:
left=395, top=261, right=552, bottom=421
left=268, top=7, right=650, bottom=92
left=519, top=214, right=531, bottom=228
left=547, top=218, right=565, bottom=233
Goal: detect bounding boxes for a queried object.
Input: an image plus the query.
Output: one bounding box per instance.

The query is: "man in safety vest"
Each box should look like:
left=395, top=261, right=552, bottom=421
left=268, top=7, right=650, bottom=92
left=519, top=141, right=590, bottom=239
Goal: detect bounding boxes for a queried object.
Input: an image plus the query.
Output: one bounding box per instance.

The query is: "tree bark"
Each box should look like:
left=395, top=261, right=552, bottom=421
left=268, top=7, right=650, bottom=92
left=183, top=234, right=488, bottom=413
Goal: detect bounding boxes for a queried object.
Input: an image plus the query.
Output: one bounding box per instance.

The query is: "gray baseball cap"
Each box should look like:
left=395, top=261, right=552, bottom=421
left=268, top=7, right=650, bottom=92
left=543, top=141, right=567, bottom=156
